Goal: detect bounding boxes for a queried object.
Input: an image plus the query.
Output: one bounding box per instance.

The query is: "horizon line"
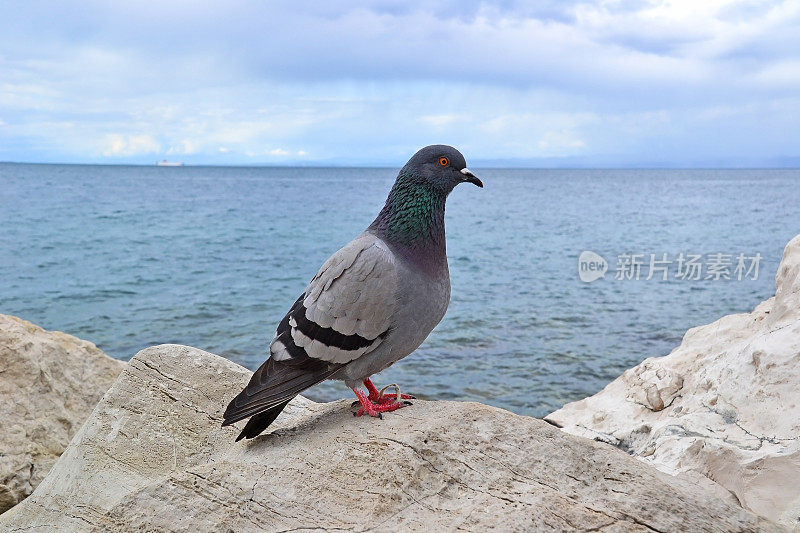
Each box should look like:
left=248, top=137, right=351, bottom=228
left=2, top=160, right=800, bottom=171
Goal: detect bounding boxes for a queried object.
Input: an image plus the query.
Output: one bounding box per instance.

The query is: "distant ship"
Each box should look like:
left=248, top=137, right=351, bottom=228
left=156, top=160, right=184, bottom=167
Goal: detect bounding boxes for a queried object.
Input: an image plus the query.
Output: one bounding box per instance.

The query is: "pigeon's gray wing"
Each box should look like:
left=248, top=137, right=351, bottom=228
left=222, top=233, right=398, bottom=426
left=287, top=233, right=397, bottom=363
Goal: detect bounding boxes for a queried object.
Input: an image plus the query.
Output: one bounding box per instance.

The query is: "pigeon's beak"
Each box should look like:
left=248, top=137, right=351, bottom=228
left=460, top=168, right=483, bottom=188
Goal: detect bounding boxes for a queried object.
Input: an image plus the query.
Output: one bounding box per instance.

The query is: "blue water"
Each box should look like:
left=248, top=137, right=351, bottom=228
left=2, top=163, right=799, bottom=417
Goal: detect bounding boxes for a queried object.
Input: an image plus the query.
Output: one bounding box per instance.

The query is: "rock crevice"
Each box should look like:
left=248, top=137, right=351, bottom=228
left=0, top=315, right=124, bottom=513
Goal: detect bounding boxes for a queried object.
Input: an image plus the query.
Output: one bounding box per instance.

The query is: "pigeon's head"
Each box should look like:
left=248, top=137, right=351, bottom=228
left=402, top=145, right=482, bottom=192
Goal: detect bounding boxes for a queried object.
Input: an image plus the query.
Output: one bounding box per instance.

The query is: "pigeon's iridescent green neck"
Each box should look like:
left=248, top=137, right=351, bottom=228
left=369, top=171, right=447, bottom=249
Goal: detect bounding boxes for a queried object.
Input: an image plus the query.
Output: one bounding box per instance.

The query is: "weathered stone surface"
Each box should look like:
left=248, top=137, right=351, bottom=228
left=1, top=344, right=777, bottom=532
left=547, top=234, right=800, bottom=529
left=0, top=315, right=125, bottom=514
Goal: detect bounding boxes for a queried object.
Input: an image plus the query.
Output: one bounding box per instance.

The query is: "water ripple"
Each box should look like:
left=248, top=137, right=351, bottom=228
left=2, top=163, right=798, bottom=417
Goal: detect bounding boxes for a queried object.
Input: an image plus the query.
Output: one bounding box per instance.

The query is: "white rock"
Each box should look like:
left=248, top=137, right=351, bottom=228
left=547, top=234, right=800, bottom=528
left=0, top=315, right=125, bottom=513
left=0, top=344, right=775, bottom=532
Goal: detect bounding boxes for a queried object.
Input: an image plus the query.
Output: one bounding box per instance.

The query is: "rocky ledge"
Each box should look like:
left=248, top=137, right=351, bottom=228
left=0, top=343, right=776, bottom=532
left=547, top=234, right=800, bottom=529
left=0, top=315, right=125, bottom=513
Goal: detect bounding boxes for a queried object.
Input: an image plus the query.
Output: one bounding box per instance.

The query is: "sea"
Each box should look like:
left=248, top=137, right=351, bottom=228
left=2, top=163, right=799, bottom=417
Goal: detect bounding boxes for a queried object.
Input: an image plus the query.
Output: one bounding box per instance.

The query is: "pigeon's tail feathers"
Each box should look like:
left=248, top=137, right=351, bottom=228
left=234, top=400, right=291, bottom=441
left=222, top=356, right=340, bottom=430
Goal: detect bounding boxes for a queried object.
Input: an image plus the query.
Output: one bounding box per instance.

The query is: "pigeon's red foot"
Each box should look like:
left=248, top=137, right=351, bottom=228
left=352, top=383, right=412, bottom=418
left=363, top=378, right=416, bottom=404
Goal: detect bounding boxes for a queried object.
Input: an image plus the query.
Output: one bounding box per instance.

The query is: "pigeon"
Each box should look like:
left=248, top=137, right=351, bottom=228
left=222, top=145, right=482, bottom=440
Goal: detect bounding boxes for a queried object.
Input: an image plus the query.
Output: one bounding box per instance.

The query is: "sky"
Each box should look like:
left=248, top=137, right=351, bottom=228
left=1, top=1, right=799, bottom=167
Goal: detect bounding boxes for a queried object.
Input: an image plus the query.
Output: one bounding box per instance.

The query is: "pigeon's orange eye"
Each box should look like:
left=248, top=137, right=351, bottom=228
left=439, top=157, right=449, bottom=167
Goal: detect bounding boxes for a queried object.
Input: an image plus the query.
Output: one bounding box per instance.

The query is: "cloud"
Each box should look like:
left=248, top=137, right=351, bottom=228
left=167, top=139, right=199, bottom=155
left=537, top=130, right=586, bottom=155
left=418, top=115, right=460, bottom=127
left=0, top=1, right=798, bottom=165
left=101, top=134, right=161, bottom=156
left=753, top=60, right=800, bottom=87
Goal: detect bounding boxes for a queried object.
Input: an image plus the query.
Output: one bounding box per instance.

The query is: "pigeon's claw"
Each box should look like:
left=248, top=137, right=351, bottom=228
left=363, top=379, right=416, bottom=404
left=379, top=393, right=416, bottom=401
left=351, top=386, right=412, bottom=418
